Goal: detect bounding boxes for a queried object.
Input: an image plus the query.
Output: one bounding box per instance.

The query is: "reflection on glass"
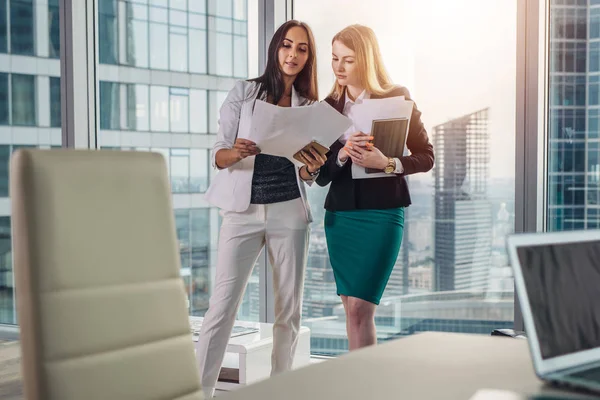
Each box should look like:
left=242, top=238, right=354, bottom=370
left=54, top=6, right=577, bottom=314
left=100, top=81, right=120, bottom=130
left=171, top=149, right=190, bottom=193
left=49, top=0, right=60, bottom=58
left=99, top=0, right=118, bottom=64
left=10, top=0, right=34, bottom=55
left=50, top=77, right=61, bottom=128
left=233, top=0, right=246, bottom=20
left=190, top=149, right=208, bottom=192
left=11, top=74, right=35, bottom=126
left=170, top=88, right=189, bottom=132
left=233, top=35, right=247, bottom=78
left=151, top=86, right=169, bottom=131
left=0, top=0, right=7, bottom=53
left=208, top=91, right=228, bottom=134
left=0, top=146, right=9, bottom=197
left=127, top=5, right=149, bottom=68
left=189, top=29, right=207, bottom=74
left=0, top=73, right=8, bottom=125
left=188, top=208, right=210, bottom=315
left=0, top=216, right=12, bottom=324
left=189, top=0, right=206, bottom=14
left=169, top=27, right=188, bottom=71
left=150, top=22, right=169, bottom=70
left=131, top=84, right=149, bottom=131
left=190, top=89, right=208, bottom=133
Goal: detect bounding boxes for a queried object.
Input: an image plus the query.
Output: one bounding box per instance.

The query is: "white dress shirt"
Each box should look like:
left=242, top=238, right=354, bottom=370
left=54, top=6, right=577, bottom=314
left=336, top=90, right=404, bottom=174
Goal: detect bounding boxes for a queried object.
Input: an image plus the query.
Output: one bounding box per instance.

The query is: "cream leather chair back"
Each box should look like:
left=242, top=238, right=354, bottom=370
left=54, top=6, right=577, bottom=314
left=10, top=149, right=203, bottom=400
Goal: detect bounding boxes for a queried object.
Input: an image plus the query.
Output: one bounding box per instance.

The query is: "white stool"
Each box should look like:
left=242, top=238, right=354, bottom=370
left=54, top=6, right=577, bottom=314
left=190, top=317, right=311, bottom=391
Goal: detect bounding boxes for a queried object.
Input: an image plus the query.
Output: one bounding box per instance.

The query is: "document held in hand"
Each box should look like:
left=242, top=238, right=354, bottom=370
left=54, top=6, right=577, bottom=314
left=242, top=100, right=352, bottom=167
left=349, top=96, right=414, bottom=179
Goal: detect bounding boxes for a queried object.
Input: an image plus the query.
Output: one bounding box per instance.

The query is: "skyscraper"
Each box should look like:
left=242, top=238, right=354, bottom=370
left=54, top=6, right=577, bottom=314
left=548, top=0, right=599, bottom=231
left=433, top=109, right=493, bottom=291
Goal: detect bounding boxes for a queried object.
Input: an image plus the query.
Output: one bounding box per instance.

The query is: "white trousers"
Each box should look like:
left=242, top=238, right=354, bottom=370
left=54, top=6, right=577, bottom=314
left=196, top=197, right=309, bottom=394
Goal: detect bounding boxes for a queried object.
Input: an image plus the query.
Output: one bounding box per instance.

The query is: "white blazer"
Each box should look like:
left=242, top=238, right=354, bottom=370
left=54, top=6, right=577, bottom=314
left=204, top=80, right=314, bottom=222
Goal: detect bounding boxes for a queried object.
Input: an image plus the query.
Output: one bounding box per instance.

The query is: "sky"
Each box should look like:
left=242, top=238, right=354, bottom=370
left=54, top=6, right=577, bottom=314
left=294, top=0, right=518, bottom=180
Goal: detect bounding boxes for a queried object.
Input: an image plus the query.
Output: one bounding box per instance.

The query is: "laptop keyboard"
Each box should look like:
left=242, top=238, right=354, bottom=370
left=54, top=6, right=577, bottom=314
left=568, top=365, right=600, bottom=382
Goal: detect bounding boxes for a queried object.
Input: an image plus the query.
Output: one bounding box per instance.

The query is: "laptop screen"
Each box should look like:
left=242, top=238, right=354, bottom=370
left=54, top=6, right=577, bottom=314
left=516, top=240, right=600, bottom=360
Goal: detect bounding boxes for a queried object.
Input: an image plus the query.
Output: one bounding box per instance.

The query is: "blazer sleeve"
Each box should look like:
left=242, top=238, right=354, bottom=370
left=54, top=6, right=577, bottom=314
left=316, top=140, right=348, bottom=187
left=397, top=87, right=435, bottom=176
left=211, top=80, right=247, bottom=169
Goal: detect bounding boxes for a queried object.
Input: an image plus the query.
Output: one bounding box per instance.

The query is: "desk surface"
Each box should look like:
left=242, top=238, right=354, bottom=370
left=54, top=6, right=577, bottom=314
left=221, top=332, right=597, bottom=400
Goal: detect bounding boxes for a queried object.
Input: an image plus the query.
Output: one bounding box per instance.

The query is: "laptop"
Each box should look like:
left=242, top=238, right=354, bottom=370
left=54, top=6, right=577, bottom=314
left=506, top=230, right=600, bottom=394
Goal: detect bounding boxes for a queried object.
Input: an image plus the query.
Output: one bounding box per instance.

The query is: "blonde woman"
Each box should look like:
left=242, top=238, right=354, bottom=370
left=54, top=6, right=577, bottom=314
left=316, top=24, right=434, bottom=350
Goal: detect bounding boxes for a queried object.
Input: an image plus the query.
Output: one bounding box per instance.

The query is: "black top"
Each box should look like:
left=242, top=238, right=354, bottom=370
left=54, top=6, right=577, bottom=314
left=250, top=154, right=300, bottom=204
left=316, top=86, right=434, bottom=211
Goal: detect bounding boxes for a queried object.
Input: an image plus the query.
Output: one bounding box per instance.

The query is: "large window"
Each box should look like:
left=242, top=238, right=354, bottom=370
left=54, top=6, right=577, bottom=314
left=296, top=0, right=517, bottom=355
left=548, top=0, right=596, bottom=231
left=0, top=0, right=62, bottom=324
left=96, top=0, right=258, bottom=321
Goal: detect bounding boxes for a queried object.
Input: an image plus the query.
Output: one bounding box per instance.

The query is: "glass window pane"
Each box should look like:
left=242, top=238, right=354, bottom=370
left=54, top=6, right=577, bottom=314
left=190, top=89, right=207, bottom=133
left=296, top=0, right=516, bottom=355
left=171, top=149, right=190, bottom=192
left=0, top=145, right=8, bottom=197
left=129, top=84, right=149, bottom=131
left=0, top=73, right=8, bottom=125
left=189, top=29, right=207, bottom=73
left=127, top=9, right=149, bottom=68
left=208, top=90, right=227, bottom=134
left=209, top=0, right=232, bottom=18
left=233, top=0, right=246, bottom=20
left=99, top=0, right=118, bottom=64
left=190, top=149, right=208, bottom=192
left=233, top=35, right=247, bottom=78
left=170, top=88, right=189, bottom=132
left=50, top=77, right=61, bottom=127
left=151, top=85, right=169, bottom=131
left=209, top=32, right=232, bottom=76
left=0, top=0, right=6, bottom=53
left=95, top=0, right=256, bottom=324
left=11, top=74, right=35, bottom=126
left=170, top=9, right=187, bottom=26
left=100, top=81, right=120, bottom=130
left=189, top=0, right=205, bottom=14
left=170, top=0, right=186, bottom=10
left=169, top=30, right=188, bottom=71
left=49, top=0, right=60, bottom=58
left=149, top=23, right=169, bottom=69
left=10, top=0, right=34, bottom=55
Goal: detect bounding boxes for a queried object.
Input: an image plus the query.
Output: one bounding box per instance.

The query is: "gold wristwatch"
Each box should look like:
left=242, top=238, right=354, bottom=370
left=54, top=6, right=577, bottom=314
left=384, top=157, right=396, bottom=174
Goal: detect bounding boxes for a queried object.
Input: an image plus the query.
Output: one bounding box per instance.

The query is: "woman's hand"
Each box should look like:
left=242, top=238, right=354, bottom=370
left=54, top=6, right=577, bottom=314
left=340, top=132, right=373, bottom=162
left=299, top=147, right=326, bottom=172
left=347, top=145, right=389, bottom=170
left=298, top=148, right=326, bottom=180
left=215, top=138, right=260, bottom=169
left=232, top=138, right=261, bottom=161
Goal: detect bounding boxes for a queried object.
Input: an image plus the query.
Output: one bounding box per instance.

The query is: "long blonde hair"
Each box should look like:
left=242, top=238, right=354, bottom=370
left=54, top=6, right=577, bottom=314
left=329, top=24, right=394, bottom=101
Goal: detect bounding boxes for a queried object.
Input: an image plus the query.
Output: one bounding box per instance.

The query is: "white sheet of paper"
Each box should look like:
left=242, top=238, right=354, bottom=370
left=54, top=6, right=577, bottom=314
left=242, top=100, right=352, bottom=167
left=349, top=96, right=414, bottom=179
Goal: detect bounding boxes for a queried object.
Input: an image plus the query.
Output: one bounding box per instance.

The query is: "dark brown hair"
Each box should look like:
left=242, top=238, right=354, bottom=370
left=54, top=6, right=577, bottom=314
left=250, top=20, right=318, bottom=104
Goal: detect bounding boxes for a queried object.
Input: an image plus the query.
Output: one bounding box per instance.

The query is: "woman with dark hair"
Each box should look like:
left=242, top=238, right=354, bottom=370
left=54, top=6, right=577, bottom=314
left=199, top=20, right=324, bottom=398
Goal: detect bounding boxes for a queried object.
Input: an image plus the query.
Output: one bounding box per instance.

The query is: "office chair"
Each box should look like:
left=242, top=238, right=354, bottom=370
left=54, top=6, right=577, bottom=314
left=10, top=149, right=203, bottom=400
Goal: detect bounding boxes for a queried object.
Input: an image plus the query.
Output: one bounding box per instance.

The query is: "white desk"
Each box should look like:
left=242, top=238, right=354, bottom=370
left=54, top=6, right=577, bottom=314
left=189, top=317, right=311, bottom=391
left=220, top=332, right=598, bottom=400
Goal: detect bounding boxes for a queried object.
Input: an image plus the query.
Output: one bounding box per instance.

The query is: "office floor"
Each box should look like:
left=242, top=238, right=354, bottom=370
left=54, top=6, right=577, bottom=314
left=0, top=340, right=23, bottom=400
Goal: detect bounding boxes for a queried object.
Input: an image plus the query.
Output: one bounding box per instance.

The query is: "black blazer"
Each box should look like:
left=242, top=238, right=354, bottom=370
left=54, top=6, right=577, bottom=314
left=316, top=86, right=434, bottom=211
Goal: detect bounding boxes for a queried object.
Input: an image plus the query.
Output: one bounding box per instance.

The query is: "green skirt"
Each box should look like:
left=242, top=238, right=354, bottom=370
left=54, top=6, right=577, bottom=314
left=324, top=208, right=405, bottom=305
